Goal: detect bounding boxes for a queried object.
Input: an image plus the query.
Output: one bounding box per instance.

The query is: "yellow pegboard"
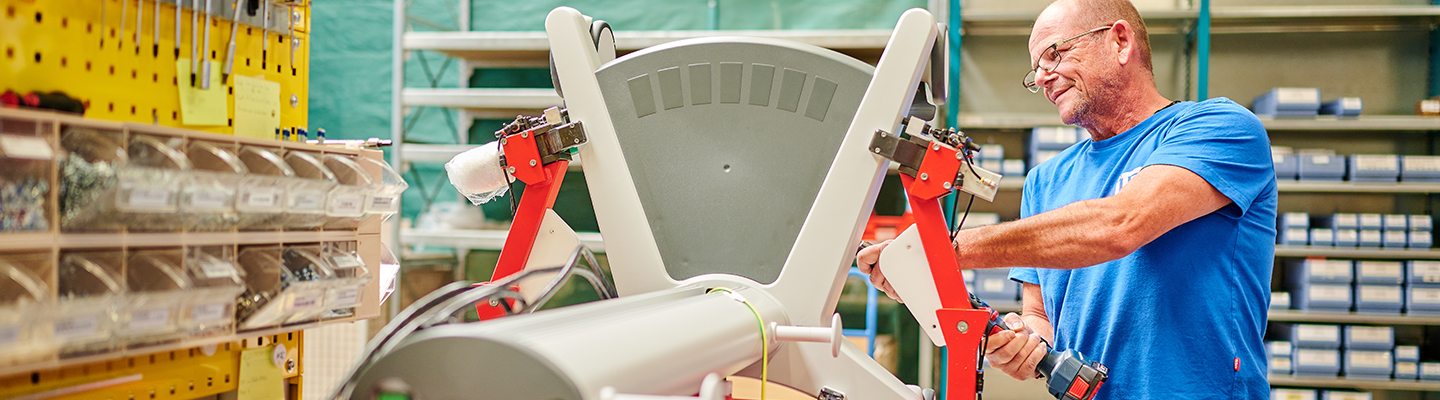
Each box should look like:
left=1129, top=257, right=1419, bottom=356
left=0, top=0, right=309, bottom=136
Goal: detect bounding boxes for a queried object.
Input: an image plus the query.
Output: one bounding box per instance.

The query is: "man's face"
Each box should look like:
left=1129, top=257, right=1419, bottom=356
left=1029, top=8, right=1107, bottom=125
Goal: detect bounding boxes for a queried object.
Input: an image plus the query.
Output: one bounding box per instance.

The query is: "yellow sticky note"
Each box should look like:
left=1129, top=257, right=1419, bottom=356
left=234, top=75, right=282, bottom=140
left=238, top=346, right=285, bottom=400
left=176, top=59, right=228, bottom=126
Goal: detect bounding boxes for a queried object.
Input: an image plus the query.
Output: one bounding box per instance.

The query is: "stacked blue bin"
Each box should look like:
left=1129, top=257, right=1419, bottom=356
left=1354, top=261, right=1403, bottom=314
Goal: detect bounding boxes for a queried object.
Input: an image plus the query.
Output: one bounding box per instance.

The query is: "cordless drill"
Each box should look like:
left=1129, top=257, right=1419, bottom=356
left=971, top=293, right=1108, bottom=400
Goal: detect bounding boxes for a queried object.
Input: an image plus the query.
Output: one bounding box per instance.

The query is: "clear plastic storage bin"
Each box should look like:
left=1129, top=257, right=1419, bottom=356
left=58, top=127, right=127, bottom=231
left=184, top=142, right=247, bottom=231
left=282, top=151, right=337, bottom=230
left=121, top=135, right=192, bottom=231
left=183, top=247, right=244, bottom=338
left=56, top=251, right=124, bottom=356
left=280, top=244, right=337, bottom=324
left=235, top=246, right=329, bottom=330
left=0, top=253, right=56, bottom=366
left=0, top=117, right=55, bottom=233
left=235, top=147, right=293, bottom=230
left=322, top=242, right=369, bottom=319
left=321, top=155, right=371, bottom=230
left=352, top=156, right=408, bottom=220
left=120, top=249, right=190, bottom=347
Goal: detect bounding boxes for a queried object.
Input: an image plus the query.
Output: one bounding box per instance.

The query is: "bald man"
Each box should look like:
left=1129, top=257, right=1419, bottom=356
left=857, top=0, right=1275, bottom=398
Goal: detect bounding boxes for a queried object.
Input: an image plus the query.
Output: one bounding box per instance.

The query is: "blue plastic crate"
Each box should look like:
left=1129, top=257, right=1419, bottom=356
left=1319, top=97, right=1362, bottom=117
left=1395, top=345, right=1420, bottom=362
left=1286, top=324, right=1343, bottom=349
left=1359, top=230, right=1383, bottom=247
left=1253, top=87, right=1321, bottom=117
left=1288, top=259, right=1355, bottom=284
left=1407, top=261, right=1440, bottom=286
left=1356, top=261, right=1404, bottom=285
left=1348, top=155, right=1399, bottom=183
left=1394, top=361, right=1418, bottom=380
left=1293, top=348, right=1341, bottom=376
left=1383, top=231, right=1408, bottom=248
left=1401, top=156, right=1440, bottom=182
left=1410, top=215, right=1432, bottom=231
left=1310, top=229, right=1334, bottom=246
left=1410, top=231, right=1432, bottom=249
left=1275, top=154, right=1299, bottom=180
left=1298, top=154, right=1346, bottom=181
left=1359, top=214, right=1384, bottom=230
left=1405, top=284, right=1440, bottom=314
left=1342, top=326, right=1394, bottom=350
left=1334, top=230, right=1358, bottom=247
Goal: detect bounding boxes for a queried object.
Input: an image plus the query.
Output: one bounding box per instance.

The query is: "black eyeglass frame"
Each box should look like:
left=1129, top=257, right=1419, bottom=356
left=1022, top=25, right=1113, bottom=93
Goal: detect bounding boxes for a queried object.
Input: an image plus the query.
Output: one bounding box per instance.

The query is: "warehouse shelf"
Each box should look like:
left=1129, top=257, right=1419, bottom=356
left=1275, top=181, right=1440, bottom=193
left=958, top=113, right=1440, bottom=131
left=961, top=5, right=1440, bottom=36
left=400, top=228, right=606, bottom=252
left=1268, top=375, right=1440, bottom=392
left=403, top=29, right=893, bottom=67
left=1274, top=246, right=1440, bottom=259
left=401, top=88, right=563, bottom=118
left=1267, top=310, right=1440, bottom=326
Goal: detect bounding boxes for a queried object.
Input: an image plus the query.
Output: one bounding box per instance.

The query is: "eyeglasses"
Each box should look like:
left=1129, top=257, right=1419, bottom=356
left=1022, top=25, right=1113, bottom=93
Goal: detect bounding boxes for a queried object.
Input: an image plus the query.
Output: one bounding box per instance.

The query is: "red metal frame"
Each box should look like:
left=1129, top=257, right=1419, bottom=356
left=900, top=173, right=991, bottom=400
left=475, top=126, right=572, bottom=319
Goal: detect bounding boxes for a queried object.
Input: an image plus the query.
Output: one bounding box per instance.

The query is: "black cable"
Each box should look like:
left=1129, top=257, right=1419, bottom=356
left=951, top=149, right=980, bottom=241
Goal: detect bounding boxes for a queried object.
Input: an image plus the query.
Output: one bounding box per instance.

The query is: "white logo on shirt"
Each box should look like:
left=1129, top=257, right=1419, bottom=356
left=1113, top=166, right=1144, bottom=196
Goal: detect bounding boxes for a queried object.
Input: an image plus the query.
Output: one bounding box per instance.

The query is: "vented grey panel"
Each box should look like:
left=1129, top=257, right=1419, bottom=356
left=595, top=37, right=874, bottom=284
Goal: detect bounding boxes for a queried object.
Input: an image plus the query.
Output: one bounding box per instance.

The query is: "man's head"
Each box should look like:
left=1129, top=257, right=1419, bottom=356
left=1027, top=0, right=1155, bottom=127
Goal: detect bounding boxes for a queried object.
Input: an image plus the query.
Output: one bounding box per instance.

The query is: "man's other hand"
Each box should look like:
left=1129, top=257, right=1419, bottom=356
left=856, top=239, right=901, bottom=302
left=984, top=313, right=1047, bottom=380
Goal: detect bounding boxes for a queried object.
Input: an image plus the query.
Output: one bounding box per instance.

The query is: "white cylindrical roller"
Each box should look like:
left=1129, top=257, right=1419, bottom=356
left=770, top=313, right=844, bottom=357
left=600, top=373, right=725, bottom=400
left=445, top=141, right=512, bottom=204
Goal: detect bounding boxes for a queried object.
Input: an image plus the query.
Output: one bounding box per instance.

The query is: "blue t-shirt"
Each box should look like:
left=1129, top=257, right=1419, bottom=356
left=1008, top=98, right=1276, bottom=400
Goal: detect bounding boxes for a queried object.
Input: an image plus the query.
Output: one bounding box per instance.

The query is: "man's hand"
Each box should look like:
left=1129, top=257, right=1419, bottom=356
left=856, top=240, right=901, bottom=302
left=984, top=313, right=1047, bottom=381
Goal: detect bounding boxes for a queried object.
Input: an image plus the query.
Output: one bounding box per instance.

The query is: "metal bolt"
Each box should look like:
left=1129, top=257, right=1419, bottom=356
left=957, top=321, right=969, bottom=333
left=873, top=147, right=881, bottom=153
left=489, top=299, right=499, bottom=306
left=285, top=360, right=296, bottom=373
left=932, top=143, right=940, bottom=151
left=920, top=173, right=928, bottom=181
left=943, top=182, right=952, bottom=189
left=500, top=138, right=507, bottom=145
left=573, top=138, right=580, bottom=144
left=506, top=166, right=516, bottom=174
left=292, top=10, right=302, bottom=24
left=521, top=132, right=528, bottom=138
left=290, top=94, right=299, bottom=108
left=529, top=160, right=537, bottom=166
left=878, top=130, right=887, bottom=137
left=292, top=37, right=299, bottom=50
left=956, top=152, right=964, bottom=160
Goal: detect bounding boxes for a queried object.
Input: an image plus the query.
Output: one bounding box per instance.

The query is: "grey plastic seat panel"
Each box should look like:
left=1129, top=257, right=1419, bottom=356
left=594, top=36, right=874, bottom=284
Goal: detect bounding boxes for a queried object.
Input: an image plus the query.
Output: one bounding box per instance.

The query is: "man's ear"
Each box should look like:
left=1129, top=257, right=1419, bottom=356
left=1111, top=20, right=1135, bottom=67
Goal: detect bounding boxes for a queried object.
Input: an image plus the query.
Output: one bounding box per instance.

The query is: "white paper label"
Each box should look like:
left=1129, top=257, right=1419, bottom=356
left=1355, top=155, right=1397, bottom=171
left=1273, top=153, right=1285, bottom=164
left=1360, top=214, right=1383, bottom=227
left=1421, top=362, right=1440, bottom=375
left=0, top=134, right=54, bottom=160
left=331, top=195, right=364, bottom=215
left=330, top=255, right=361, bottom=269
left=1423, top=100, right=1440, bottom=114
left=1385, top=214, right=1408, bottom=227
left=1359, top=286, right=1401, bottom=303
left=1348, top=326, right=1392, bottom=343
left=1412, top=231, right=1431, bottom=245
left=1385, top=230, right=1407, bottom=243
left=1310, top=229, right=1332, bottom=242
left=982, top=278, right=1004, bottom=293
left=128, top=307, right=170, bottom=330
left=1272, top=389, right=1315, bottom=400
left=0, top=324, right=19, bottom=346
left=1308, top=261, right=1351, bottom=278
left=1411, top=287, right=1440, bottom=304
left=1270, top=357, right=1291, bottom=370
left=242, top=187, right=280, bottom=208
left=1269, top=341, right=1292, bottom=354
left=199, top=261, right=234, bottom=279
left=1404, top=156, right=1440, bottom=172
left=1336, top=230, right=1358, bottom=242
left=53, top=315, right=98, bottom=339
left=1411, top=215, right=1432, bottom=230
left=1277, top=88, right=1318, bottom=105
left=328, top=287, right=360, bottom=308
left=189, top=189, right=231, bottom=210
left=290, top=191, right=326, bottom=211
left=1296, top=325, right=1339, bottom=342
left=369, top=195, right=398, bottom=211
left=1397, top=362, right=1417, bottom=374
left=1359, top=261, right=1401, bottom=278
left=1342, top=97, right=1362, bottom=110
left=1311, top=155, right=1331, bottom=165
left=190, top=301, right=228, bottom=323
left=1349, top=351, right=1391, bottom=368
left=127, top=187, right=172, bottom=208
left=1413, top=261, right=1440, bottom=283
left=1360, top=230, right=1382, bottom=243
left=1397, top=346, right=1420, bottom=360
left=1309, top=285, right=1350, bottom=301
left=1295, top=349, right=1338, bottom=367
left=291, top=293, right=321, bottom=311
left=1285, top=213, right=1308, bottom=226
left=1286, top=229, right=1308, bottom=242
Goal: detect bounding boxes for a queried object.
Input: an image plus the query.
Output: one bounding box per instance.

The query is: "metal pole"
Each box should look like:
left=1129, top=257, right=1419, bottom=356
left=708, top=0, right=719, bottom=30
left=1430, top=0, right=1440, bottom=97
left=1197, top=0, right=1210, bottom=100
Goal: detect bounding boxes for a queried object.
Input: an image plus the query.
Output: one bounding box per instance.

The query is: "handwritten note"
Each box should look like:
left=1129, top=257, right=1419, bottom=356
left=176, top=59, right=227, bottom=126
left=234, top=75, right=281, bottom=140
left=238, top=346, right=284, bottom=400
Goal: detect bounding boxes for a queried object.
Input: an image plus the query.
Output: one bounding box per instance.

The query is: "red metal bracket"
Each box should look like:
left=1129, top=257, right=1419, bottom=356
left=908, top=141, right=963, bottom=200
left=475, top=160, right=570, bottom=320
left=500, top=127, right=551, bottom=184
